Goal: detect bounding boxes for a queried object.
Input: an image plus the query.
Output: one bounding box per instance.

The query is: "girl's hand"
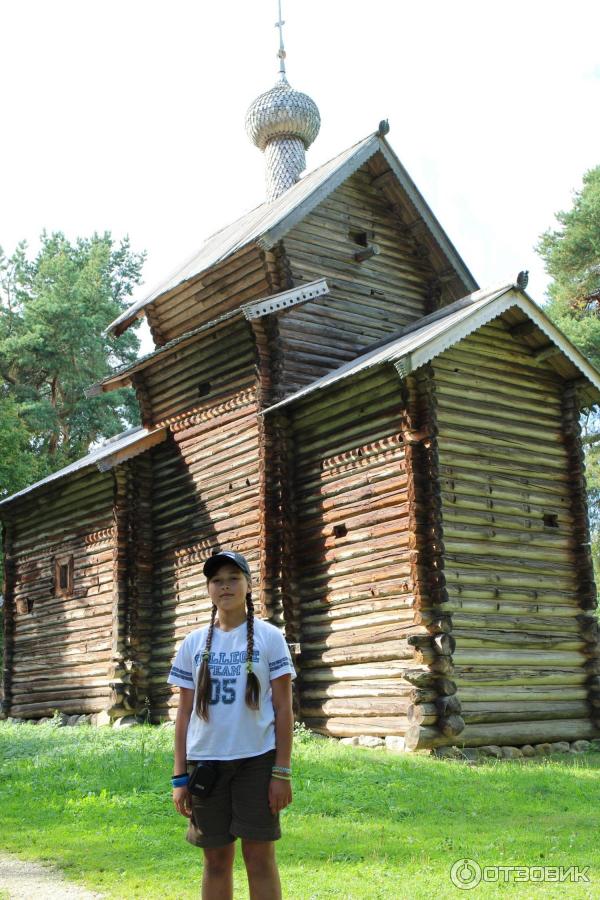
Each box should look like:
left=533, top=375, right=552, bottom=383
left=173, top=785, right=192, bottom=818
left=269, top=777, right=292, bottom=815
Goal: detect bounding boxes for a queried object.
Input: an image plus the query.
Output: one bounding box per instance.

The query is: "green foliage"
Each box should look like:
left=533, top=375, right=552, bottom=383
left=0, top=723, right=599, bottom=899
left=537, top=166, right=600, bottom=588
left=537, top=165, right=600, bottom=311
left=0, top=231, right=144, bottom=479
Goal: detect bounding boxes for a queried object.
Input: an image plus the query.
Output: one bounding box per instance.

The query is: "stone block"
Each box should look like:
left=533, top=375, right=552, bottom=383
left=550, top=741, right=571, bottom=755
left=521, top=745, right=536, bottom=758
left=479, top=745, right=502, bottom=759
left=357, top=735, right=385, bottom=748
left=570, top=740, right=591, bottom=753
left=385, top=736, right=405, bottom=753
left=500, top=746, right=523, bottom=760
left=340, top=737, right=360, bottom=746
left=113, top=715, right=144, bottom=729
left=90, top=710, right=111, bottom=727
left=534, top=743, right=553, bottom=756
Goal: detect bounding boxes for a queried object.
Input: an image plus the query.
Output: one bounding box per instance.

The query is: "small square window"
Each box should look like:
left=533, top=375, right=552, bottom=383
left=349, top=229, right=369, bottom=247
left=55, top=555, right=74, bottom=597
left=543, top=513, right=559, bottom=529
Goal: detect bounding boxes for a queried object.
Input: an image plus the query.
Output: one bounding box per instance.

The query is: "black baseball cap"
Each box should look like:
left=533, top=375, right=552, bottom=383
left=203, top=550, right=251, bottom=580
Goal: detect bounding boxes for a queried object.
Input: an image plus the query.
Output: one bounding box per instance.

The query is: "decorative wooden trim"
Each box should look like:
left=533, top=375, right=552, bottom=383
left=164, top=388, right=257, bottom=432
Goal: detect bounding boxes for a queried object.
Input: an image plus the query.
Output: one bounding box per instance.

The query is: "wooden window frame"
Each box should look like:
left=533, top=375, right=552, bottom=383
left=55, top=554, right=74, bottom=598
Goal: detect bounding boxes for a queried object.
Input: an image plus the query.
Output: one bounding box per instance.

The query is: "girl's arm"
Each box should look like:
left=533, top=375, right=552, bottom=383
left=173, top=686, right=194, bottom=818
left=269, top=674, right=293, bottom=814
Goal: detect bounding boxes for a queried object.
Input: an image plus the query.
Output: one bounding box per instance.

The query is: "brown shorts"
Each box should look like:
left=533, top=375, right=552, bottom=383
left=186, top=750, right=281, bottom=849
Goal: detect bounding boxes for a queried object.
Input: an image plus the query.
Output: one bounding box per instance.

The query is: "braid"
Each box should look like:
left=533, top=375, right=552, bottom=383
left=245, top=593, right=260, bottom=710
left=196, top=605, right=217, bottom=721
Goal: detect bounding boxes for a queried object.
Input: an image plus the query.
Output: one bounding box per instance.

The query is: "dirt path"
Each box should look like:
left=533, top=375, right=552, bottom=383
left=0, top=853, right=106, bottom=899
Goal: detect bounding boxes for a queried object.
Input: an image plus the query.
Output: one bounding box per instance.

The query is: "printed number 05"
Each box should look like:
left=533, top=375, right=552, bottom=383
left=209, top=678, right=237, bottom=705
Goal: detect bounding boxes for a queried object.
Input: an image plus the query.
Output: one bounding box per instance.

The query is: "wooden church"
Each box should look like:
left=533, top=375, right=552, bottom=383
left=2, top=30, right=600, bottom=753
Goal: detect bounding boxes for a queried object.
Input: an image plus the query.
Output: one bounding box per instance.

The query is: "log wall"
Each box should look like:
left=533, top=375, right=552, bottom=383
left=288, top=366, right=428, bottom=738
left=405, top=318, right=600, bottom=749
left=277, top=166, right=435, bottom=397
left=148, top=388, right=263, bottom=720
left=3, top=470, right=117, bottom=718
left=145, top=246, right=274, bottom=345
left=142, top=320, right=257, bottom=425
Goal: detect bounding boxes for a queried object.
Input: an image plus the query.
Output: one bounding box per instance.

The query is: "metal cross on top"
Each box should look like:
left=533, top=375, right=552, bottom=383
left=275, top=0, right=287, bottom=80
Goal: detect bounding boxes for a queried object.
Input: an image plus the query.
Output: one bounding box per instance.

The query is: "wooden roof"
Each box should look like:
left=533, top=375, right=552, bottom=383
left=106, top=132, right=478, bottom=336
left=0, top=426, right=167, bottom=509
left=263, top=282, right=600, bottom=413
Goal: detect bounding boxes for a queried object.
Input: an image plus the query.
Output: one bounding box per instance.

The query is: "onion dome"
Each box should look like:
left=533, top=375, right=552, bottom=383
left=245, top=77, right=321, bottom=153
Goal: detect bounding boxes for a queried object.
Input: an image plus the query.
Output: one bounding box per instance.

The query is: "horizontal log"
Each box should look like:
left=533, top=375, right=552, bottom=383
left=405, top=719, right=600, bottom=751
left=451, top=630, right=583, bottom=651
left=303, top=716, right=409, bottom=738
left=458, top=700, right=590, bottom=724
left=453, top=666, right=588, bottom=686
left=301, top=698, right=411, bottom=717
left=299, top=679, right=414, bottom=701
left=402, top=668, right=456, bottom=694
left=439, top=715, right=465, bottom=736
left=452, top=649, right=585, bottom=667
left=408, top=634, right=456, bottom=655
left=301, top=640, right=415, bottom=668
left=457, top=685, right=589, bottom=702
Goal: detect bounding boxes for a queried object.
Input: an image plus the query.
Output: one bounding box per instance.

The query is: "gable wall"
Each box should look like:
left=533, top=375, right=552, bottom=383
left=277, top=166, right=436, bottom=397
left=3, top=470, right=117, bottom=719
left=146, top=246, right=276, bottom=345
left=428, top=318, right=598, bottom=746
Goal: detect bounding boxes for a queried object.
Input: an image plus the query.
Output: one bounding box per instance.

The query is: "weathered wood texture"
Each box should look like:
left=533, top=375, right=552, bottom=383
left=406, top=318, right=600, bottom=749
left=145, top=246, right=273, bottom=346
left=277, top=166, right=436, bottom=398
left=4, top=470, right=117, bottom=718
left=148, top=387, right=263, bottom=720
left=142, top=321, right=257, bottom=425
left=289, top=366, right=423, bottom=737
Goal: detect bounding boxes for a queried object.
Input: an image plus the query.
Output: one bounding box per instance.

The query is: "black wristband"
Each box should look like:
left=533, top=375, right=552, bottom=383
left=173, top=772, right=188, bottom=778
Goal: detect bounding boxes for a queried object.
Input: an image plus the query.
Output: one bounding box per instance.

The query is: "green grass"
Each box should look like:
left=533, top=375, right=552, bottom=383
left=0, top=721, right=599, bottom=899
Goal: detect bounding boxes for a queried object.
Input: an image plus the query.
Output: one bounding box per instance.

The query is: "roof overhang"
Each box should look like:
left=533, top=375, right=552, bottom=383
left=263, top=283, right=600, bottom=415
left=106, top=130, right=477, bottom=336
left=0, top=426, right=167, bottom=510
left=91, top=280, right=330, bottom=395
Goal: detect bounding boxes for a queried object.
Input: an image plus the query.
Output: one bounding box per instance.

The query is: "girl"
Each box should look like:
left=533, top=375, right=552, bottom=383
left=169, top=550, right=295, bottom=900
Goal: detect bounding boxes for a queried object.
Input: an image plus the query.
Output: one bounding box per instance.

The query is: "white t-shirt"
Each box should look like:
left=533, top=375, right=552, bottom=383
left=167, top=617, right=296, bottom=761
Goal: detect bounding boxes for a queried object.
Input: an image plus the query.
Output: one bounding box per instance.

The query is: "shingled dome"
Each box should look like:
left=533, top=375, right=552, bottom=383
left=245, top=76, right=321, bottom=202
left=245, top=77, right=320, bottom=151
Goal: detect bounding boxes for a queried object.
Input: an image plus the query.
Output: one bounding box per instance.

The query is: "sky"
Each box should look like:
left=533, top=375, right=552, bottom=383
left=1, top=0, right=599, bottom=354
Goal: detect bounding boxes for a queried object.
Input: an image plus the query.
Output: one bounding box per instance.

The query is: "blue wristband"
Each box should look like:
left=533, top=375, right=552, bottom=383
left=172, top=774, right=189, bottom=788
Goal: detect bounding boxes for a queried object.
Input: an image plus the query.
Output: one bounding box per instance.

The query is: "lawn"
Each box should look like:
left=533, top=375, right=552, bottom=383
left=0, top=720, right=599, bottom=899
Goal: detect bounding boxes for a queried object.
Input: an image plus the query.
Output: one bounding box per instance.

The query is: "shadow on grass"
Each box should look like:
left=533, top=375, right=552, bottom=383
left=1, top=723, right=599, bottom=899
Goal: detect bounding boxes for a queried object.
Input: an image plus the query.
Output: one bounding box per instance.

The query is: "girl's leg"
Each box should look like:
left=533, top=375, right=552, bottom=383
left=241, top=839, right=282, bottom=900
left=202, top=843, right=235, bottom=900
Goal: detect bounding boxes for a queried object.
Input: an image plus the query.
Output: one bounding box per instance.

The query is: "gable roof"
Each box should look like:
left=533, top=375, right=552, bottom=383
left=263, top=282, right=600, bottom=415
left=0, top=426, right=167, bottom=510
left=91, top=279, right=331, bottom=396
left=107, top=131, right=478, bottom=336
